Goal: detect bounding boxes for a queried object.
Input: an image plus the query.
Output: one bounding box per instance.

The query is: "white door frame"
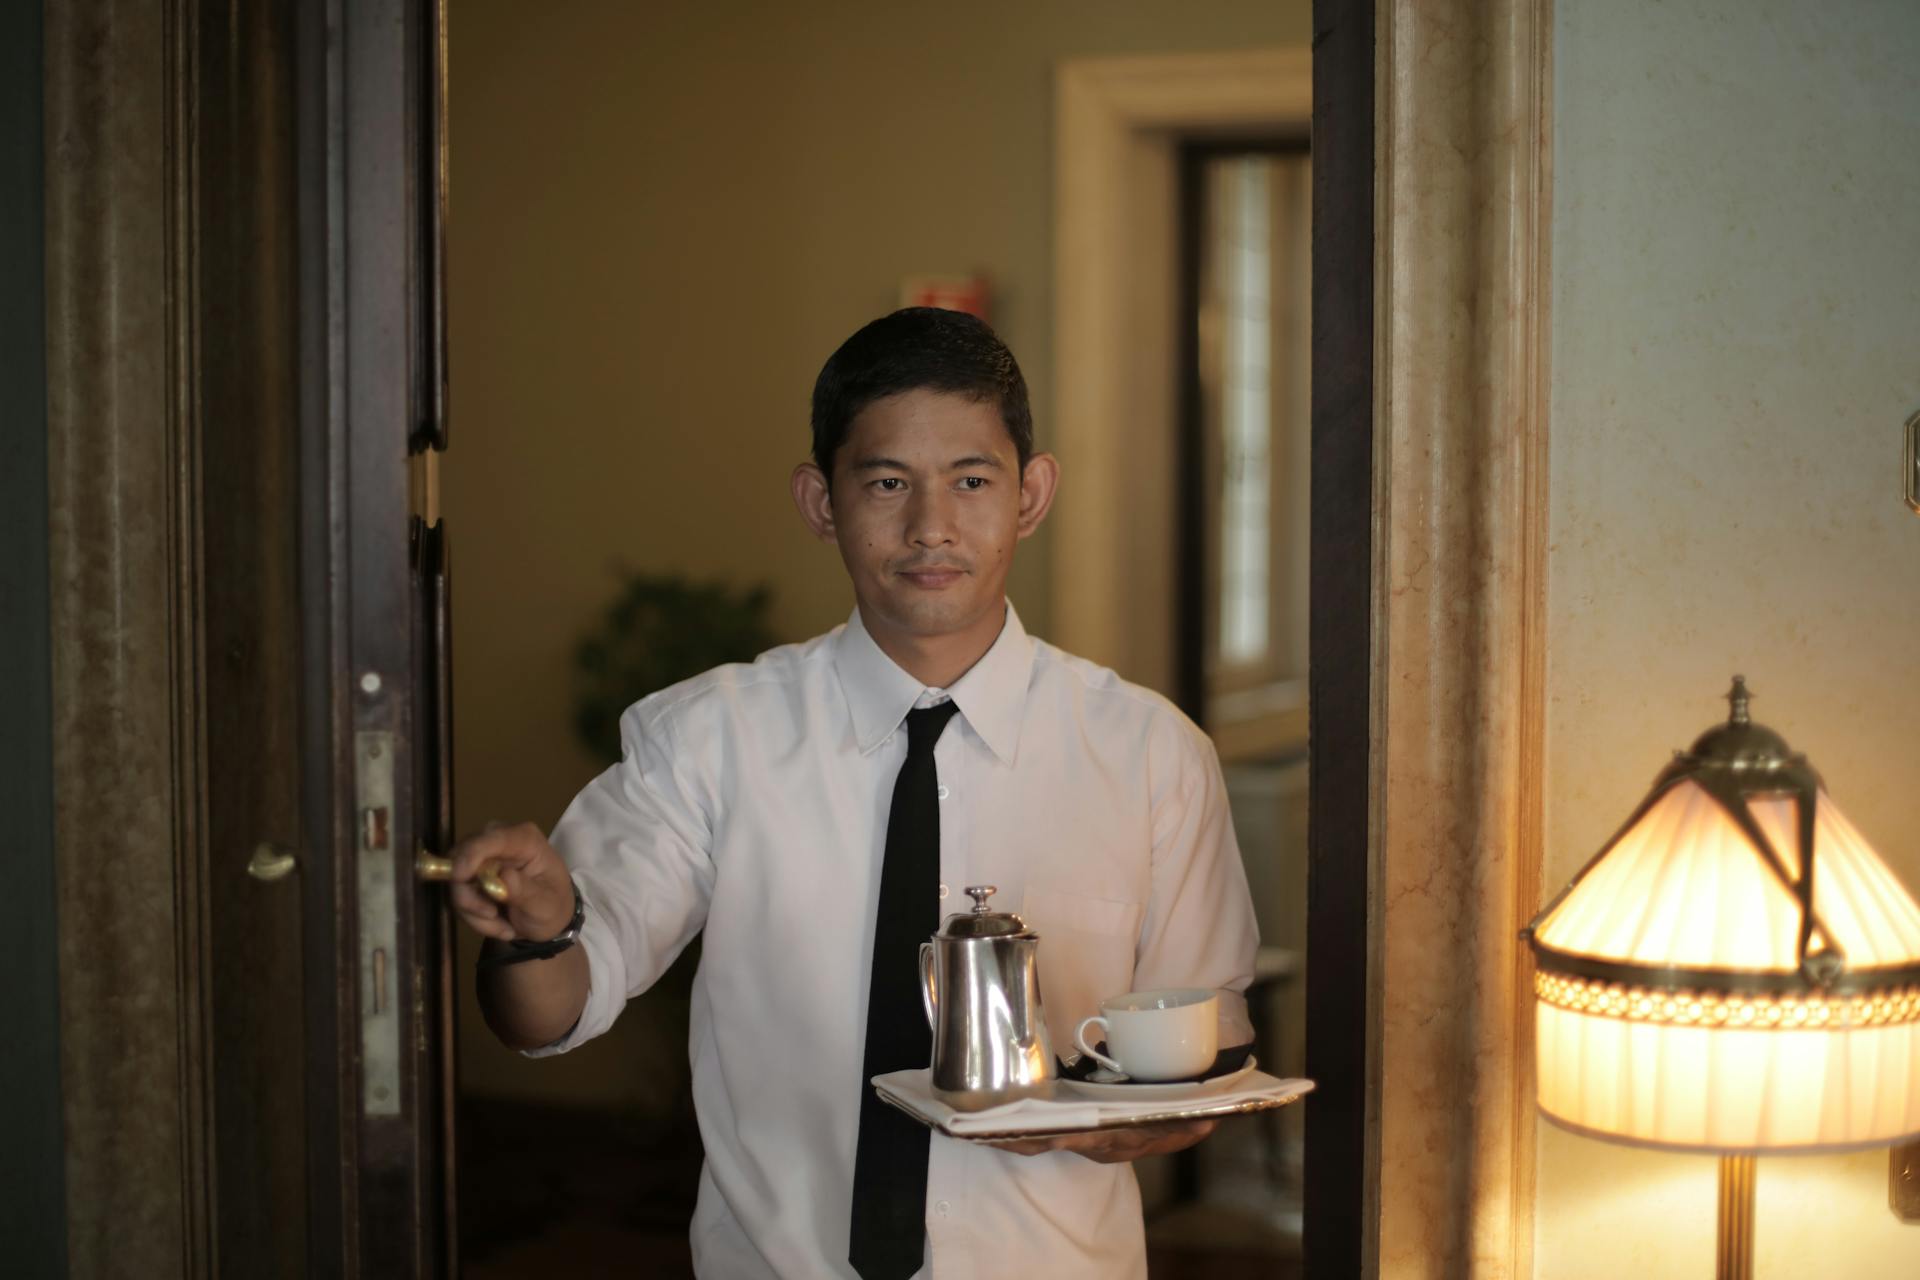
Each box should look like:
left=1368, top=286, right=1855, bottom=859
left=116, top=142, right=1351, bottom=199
left=1050, top=48, right=1311, bottom=695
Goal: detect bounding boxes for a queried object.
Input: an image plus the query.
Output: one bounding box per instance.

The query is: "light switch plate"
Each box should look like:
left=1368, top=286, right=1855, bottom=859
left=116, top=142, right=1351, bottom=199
left=1904, top=409, right=1920, bottom=515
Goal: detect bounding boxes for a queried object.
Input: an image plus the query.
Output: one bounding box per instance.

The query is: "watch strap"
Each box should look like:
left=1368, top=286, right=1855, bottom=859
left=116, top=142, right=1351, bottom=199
left=480, top=876, right=585, bottom=968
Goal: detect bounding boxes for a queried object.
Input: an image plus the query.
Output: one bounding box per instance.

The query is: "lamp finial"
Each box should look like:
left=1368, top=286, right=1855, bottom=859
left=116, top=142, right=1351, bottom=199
left=1726, top=675, right=1751, bottom=726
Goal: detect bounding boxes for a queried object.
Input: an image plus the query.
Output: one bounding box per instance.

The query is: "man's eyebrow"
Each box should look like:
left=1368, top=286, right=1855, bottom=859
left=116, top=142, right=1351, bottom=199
left=845, top=454, right=1007, bottom=472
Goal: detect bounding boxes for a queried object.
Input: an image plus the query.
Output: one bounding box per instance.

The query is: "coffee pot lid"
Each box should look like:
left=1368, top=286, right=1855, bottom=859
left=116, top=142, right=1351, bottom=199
left=934, top=885, right=1034, bottom=939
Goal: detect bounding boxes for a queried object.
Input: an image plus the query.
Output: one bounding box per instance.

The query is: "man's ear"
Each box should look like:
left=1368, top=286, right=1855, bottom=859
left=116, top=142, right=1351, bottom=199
left=1014, top=452, right=1060, bottom=539
left=791, top=462, right=838, bottom=544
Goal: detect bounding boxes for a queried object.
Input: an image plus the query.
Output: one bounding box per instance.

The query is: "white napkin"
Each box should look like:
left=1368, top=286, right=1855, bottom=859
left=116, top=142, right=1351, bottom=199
left=872, top=1068, right=1315, bottom=1137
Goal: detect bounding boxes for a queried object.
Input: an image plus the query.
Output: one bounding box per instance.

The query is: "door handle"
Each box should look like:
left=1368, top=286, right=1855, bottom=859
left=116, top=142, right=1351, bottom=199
left=414, top=848, right=509, bottom=903
left=247, top=841, right=509, bottom=903
left=247, top=841, right=299, bottom=882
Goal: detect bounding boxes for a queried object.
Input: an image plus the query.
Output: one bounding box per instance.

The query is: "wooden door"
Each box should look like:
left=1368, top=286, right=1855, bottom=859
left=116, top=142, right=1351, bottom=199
left=295, top=0, right=459, bottom=1272
left=41, top=0, right=457, bottom=1273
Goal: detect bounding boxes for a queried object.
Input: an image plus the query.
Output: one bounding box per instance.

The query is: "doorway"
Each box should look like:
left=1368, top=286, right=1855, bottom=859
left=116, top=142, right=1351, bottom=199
left=27, top=2, right=1381, bottom=1277
left=1163, top=137, right=1313, bottom=1260
left=443, top=14, right=1326, bottom=1280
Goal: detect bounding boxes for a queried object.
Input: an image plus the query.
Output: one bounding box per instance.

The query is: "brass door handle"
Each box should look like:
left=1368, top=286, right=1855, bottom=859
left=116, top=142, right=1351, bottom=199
left=415, top=849, right=509, bottom=902
left=247, top=842, right=298, bottom=882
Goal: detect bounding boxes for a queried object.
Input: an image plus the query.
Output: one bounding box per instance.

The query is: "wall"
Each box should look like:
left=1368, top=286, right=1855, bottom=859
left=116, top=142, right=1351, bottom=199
left=444, top=0, right=1309, bottom=1104
left=1540, top=2, right=1920, bottom=1275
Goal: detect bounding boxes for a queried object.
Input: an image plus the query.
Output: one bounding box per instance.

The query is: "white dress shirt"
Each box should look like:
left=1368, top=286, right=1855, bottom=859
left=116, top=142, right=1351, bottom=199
left=534, top=603, right=1259, bottom=1279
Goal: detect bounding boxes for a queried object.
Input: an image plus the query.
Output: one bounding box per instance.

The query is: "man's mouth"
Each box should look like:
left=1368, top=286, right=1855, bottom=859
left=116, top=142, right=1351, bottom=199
left=898, top=565, right=967, bottom=588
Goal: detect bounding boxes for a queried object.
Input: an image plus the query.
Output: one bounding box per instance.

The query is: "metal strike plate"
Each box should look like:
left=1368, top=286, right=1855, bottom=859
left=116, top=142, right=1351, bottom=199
left=1893, top=1141, right=1920, bottom=1222
left=356, top=730, right=401, bottom=1117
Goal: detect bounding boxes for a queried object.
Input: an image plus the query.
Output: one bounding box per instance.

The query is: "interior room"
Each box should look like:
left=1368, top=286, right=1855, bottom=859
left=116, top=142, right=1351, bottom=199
left=443, top=4, right=1312, bottom=1273
left=10, top=1, right=1920, bottom=1278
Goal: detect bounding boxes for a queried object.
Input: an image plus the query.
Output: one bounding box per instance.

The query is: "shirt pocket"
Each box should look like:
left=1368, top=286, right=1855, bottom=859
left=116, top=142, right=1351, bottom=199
left=1021, top=885, right=1145, bottom=1065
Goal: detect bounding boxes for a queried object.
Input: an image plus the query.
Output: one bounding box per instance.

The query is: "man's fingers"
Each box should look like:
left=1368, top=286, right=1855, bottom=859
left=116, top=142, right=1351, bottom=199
left=445, top=821, right=575, bottom=939
left=449, top=878, right=499, bottom=918
left=448, top=828, right=510, bottom=880
left=450, top=880, right=515, bottom=940
left=450, top=820, right=543, bottom=881
left=988, top=1117, right=1220, bottom=1163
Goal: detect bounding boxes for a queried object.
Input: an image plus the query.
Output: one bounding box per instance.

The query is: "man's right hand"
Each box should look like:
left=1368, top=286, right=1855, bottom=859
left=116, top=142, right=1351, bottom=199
left=452, top=820, right=592, bottom=1052
left=448, top=820, right=576, bottom=943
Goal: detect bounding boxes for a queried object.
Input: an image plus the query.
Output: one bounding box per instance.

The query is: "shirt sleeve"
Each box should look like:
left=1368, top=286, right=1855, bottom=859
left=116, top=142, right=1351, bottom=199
left=523, top=696, right=715, bottom=1057
left=1131, top=716, right=1262, bottom=1042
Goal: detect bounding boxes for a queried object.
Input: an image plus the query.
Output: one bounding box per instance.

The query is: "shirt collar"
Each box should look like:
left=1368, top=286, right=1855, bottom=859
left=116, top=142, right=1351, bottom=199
left=832, top=602, right=1034, bottom=765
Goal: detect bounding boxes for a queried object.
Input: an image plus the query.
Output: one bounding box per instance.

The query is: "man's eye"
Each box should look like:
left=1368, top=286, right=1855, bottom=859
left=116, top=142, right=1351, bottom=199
left=959, top=476, right=988, bottom=491
left=873, top=477, right=905, bottom=492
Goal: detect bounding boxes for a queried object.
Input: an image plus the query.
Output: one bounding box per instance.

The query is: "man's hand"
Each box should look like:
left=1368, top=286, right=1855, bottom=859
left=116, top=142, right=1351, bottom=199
left=449, top=820, right=575, bottom=942
left=453, top=821, right=592, bottom=1052
left=984, top=1118, right=1217, bottom=1163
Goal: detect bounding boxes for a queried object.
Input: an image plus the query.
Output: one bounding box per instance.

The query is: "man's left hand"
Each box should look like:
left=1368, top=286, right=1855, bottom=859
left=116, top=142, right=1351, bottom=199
left=983, top=1118, right=1217, bottom=1163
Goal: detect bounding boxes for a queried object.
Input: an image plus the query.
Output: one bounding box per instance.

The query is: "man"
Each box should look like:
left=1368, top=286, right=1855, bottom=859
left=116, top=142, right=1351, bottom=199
left=450, top=308, right=1259, bottom=1278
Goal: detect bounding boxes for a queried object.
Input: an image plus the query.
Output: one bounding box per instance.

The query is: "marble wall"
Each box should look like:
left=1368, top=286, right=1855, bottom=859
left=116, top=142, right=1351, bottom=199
left=1539, top=2, right=1920, bottom=1275
left=1372, top=0, right=1550, bottom=1272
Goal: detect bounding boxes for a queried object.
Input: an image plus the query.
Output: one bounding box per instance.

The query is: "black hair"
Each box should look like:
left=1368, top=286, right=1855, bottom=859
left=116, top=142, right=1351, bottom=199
left=809, top=307, right=1033, bottom=483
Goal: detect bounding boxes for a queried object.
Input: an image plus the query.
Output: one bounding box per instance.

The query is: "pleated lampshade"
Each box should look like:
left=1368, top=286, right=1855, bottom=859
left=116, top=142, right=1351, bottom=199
left=1526, top=678, right=1920, bottom=1154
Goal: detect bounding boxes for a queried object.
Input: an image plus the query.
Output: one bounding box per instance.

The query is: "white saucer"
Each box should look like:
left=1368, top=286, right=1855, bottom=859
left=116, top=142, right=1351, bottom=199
left=1058, top=1058, right=1258, bottom=1102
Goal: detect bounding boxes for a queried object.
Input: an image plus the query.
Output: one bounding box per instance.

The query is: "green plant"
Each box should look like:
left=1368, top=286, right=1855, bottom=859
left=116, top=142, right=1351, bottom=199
left=572, top=573, right=777, bottom=764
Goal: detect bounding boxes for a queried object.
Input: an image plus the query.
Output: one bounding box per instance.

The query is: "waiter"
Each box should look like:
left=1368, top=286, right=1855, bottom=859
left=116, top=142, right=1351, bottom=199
left=450, top=307, right=1260, bottom=1278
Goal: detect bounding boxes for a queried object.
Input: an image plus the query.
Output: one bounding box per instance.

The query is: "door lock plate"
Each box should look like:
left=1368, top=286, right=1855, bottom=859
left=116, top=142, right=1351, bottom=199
left=356, top=729, right=401, bottom=1116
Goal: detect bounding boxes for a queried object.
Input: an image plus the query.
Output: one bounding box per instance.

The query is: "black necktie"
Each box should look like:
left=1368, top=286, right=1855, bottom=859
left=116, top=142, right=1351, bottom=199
left=849, top=700, right=961, bottom=1280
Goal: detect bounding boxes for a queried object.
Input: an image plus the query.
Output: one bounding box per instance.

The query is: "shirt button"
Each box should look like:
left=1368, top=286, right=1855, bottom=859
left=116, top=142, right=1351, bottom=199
left=937, top=785, right=950, bottom=800
left=934, top=1200, right=951, bottom=1217
left=938, top=884, right=949, bottom=899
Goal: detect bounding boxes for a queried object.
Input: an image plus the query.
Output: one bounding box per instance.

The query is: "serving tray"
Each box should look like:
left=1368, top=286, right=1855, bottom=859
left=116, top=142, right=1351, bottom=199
left=872, top=1067, right=1314, bottom=1142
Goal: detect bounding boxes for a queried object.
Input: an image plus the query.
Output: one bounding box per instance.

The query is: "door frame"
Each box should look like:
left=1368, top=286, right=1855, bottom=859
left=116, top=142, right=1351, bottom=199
left=1363, top=0, right=1553, bottom=1274
left=40, top=0, right=452, bottom=1274
left=2, top=0, right=63, bottom=1271
left=38, top=3, right=1553, bottom=1275
left=1304, top=8, right=1376, bottom=1276
left=42, top=1, right=301, bottom=1271
left=296, top=0, right=456, bottom=1271
left=1050, top=11, right=1557, bottom=1275
left=1050, top=47, right=1313, bottom=696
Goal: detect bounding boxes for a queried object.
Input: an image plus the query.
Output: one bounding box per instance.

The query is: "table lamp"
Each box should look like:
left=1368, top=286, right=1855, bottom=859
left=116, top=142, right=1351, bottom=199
left=1523, top=676, right=1920, bottom=1278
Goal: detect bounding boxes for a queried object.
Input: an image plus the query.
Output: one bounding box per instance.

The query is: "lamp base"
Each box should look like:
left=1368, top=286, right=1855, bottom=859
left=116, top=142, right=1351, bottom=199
left=1716, top=1154, right=1755, bottom=1280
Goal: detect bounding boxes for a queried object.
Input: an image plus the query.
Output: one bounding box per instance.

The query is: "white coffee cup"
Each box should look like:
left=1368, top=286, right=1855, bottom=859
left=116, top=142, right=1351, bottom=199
left=1073, top=988, right=1219, bottom=1082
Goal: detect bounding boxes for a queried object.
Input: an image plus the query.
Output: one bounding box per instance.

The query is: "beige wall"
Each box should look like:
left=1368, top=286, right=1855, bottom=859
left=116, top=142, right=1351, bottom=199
left=1538, top=1, right=1920, bottom=1274
left=444, top=0, right=1309, bottom=1104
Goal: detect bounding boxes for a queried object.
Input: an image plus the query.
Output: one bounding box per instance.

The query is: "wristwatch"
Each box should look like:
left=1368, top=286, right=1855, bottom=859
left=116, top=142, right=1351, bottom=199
left=483, top=877, right=586, bottom=968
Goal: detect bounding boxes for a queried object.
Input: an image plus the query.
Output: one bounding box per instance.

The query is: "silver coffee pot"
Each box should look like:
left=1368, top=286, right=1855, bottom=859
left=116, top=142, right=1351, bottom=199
left=919, top=885, right=1056, bottom=1110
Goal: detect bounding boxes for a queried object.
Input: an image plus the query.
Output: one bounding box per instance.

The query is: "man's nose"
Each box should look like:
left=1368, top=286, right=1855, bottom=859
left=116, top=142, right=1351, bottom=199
left=905, top=488, right=956, bottom=547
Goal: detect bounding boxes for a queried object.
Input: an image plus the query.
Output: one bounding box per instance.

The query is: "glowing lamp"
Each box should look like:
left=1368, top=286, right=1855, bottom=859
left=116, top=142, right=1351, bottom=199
left=1524, top=677, right=1920, bottom=1277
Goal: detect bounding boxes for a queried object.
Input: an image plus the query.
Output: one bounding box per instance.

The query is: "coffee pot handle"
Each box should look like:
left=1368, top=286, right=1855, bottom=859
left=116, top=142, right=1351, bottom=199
left=919, top=941, right=937, bottom=1028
